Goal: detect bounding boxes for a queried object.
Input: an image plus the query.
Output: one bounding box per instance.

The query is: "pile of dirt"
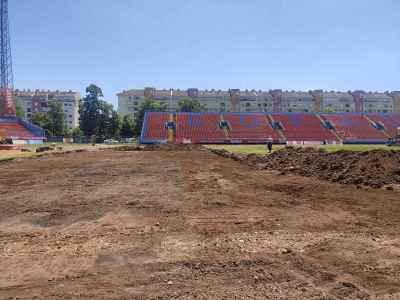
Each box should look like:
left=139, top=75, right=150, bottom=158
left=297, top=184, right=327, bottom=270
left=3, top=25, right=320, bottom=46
left=211, top=146, right=400, bottom=188
left=113, top=145, right=144, bottom=151
left=143, top=143, right=204, bottom=152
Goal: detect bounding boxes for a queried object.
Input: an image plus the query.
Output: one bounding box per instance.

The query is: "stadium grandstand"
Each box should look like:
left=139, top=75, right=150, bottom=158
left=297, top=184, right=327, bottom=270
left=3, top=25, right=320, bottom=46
left=141, top=112, right=400, bottom=145
left=0, top=116, right=45, bottom=145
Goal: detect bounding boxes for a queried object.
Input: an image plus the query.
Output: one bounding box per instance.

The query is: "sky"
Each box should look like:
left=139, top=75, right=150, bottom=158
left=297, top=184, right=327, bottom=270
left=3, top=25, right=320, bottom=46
left=10, top=0, right=400, bottom=107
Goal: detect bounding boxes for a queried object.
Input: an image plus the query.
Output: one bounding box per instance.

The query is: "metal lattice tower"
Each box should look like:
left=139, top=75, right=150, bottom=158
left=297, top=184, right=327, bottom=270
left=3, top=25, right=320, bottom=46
left=0, top=0, right=15, bottom=116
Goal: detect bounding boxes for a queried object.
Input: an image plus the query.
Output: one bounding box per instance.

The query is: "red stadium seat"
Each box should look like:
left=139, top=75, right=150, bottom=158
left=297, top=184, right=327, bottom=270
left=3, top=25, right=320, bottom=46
left=367, top=114, right=400, bottom=138
left=0, top=122, right=39, bottom=139
left=223, top=113, right=279, bottom=142
left=175, top=113, right=226, bottom=143
left=141, top=112, right=169, bottom=143
left=323, top=114, right=387, bottom=142
left=141, top=112, right=397, bottom=144
left=273, top=113, right=337, bottom=141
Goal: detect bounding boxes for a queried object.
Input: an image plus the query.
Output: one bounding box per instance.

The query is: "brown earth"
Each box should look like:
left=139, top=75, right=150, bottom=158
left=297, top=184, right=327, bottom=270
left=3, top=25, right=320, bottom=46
left=1, top=147, right=400, bottom=299
left=211, top=146, right=400, bottom=189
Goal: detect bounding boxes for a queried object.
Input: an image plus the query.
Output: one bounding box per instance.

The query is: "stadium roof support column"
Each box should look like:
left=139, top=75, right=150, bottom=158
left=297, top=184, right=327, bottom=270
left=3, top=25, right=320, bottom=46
left=389, top=91, right=400, bottom=113
left=269, top=89, right=283, bottom=113
left=351, top=90, right=365, bottom=113
left=310, top=90, right=323, bottom=112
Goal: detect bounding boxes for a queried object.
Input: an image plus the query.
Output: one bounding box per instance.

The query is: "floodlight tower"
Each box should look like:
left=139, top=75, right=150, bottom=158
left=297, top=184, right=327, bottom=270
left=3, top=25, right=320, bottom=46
left=0, top=0, right=15, bottom=116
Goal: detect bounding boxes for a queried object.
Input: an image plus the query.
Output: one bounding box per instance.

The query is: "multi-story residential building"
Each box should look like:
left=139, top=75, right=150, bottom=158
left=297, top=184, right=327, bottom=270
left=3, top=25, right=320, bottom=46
left=117, top=87, right=400, bottom=120
left=14, top=89, right=80, bottom=129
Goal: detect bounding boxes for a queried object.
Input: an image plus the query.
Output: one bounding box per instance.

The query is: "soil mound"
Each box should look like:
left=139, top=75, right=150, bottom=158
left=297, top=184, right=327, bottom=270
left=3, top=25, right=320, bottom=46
left=113, top=145, right=144, bottom=151
left=143, top=143, right=204, bottom=152
left=211, top=146, right=400, bottom=188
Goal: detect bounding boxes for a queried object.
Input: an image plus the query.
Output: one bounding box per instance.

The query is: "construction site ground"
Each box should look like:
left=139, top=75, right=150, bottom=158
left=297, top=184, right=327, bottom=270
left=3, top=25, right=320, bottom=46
left=1, top=146, right=400, bottom=299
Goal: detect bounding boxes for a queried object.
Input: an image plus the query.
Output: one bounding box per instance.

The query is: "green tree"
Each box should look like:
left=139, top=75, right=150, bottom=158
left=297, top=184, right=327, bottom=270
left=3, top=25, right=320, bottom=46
left=133, top=98, right=167, bottom=136
left=31, top=112, right=51, bottom=135
left=120, top=115, right=135, bottom=138
left=15, top=103, right=25, bottom=118
left=324, top=107, right=336, bottom=113
left=108, top=109, right=121, bottom=138
left=31, top=102, right=66, bottom=137
left=96, top=100, right=120, bottom=139
left=47, top=101, right=66, bottom=136
left=178, top=97, right=204, bottom=112
left=79, top=84, right=120, bottom=138
left=79, top=84, right=103, bottom=136
left=71, top=127, right=84, bottom=138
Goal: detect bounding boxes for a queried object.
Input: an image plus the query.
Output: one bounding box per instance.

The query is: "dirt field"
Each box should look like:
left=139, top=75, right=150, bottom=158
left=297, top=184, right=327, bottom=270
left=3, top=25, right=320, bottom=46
left=1, top=147, right=400, bottom=299
left=0, top=144, right=125, bottom=161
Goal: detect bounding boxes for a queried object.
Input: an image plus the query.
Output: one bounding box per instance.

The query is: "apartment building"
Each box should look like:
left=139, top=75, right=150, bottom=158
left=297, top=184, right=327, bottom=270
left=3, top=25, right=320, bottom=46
left=117, top=87, right=400, bottom=120
left=14, top=89, right=80, bottom=129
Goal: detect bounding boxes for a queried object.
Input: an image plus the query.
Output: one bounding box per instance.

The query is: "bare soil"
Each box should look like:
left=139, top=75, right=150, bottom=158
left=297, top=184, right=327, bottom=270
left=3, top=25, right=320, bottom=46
left=1, top=147, right=400, bottom=299
left=211, top=146, right=400, bottom=189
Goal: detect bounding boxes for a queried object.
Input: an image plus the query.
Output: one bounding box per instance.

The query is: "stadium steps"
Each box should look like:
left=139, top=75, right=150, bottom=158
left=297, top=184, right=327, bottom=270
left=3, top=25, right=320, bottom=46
left=219, top=114, right=230, bottom=139
left=266, top=114, right=286, bottom=141
left=322, top=114, right=387, bottom=142
left=364, top=115, right=391, bottom=139
left=0, top=121, right=43, bottom=140
left=317, top=114, right=342, bottom=142
left=368, top=114, right=400, bottom=138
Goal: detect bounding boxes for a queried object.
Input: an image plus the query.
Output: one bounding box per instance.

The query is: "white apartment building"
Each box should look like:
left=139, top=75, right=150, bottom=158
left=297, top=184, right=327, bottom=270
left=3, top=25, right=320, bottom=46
left=14, top=89, right=80, bottom=129
left=117, top=87, right=400, bottom=121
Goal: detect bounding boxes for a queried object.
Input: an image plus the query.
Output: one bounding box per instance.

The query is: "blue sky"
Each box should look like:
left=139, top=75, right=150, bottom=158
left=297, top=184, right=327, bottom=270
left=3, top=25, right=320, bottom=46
left=10, top=0, right=400, bottom=107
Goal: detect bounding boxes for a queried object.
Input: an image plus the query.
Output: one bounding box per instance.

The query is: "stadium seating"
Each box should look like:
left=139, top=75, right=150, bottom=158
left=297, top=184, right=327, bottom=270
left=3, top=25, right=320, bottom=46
left=0, top=117, right=44, bottom=141
left=223, top=113, right=279, bottom=142
left=141, top=112, right=400, bottom=144
left=368, top=114, right=400, bottom=138
left=322, top=114, right=387, bottom=142
left=273, top=113, right=337, bottom=141
left=141, top=112, right=169, bottom=143
left=175, top=113, right=227, bottom=143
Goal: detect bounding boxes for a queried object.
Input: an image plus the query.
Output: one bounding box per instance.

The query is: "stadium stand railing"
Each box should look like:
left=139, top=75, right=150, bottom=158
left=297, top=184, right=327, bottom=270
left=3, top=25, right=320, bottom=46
left=140, top=112, right=170, bottom=144
left=174, top=112, right=228, bottom=144
left=0, top=116, right=45, bottom=141
left=273, top=113, right=338, bottom=142
left=141, top=112, right=400, bottom=144
left=322, top=113, right=388, bottom=143
left=223, top=113, right=280, bottom=143
left=367, top=113, right=400, bottom=139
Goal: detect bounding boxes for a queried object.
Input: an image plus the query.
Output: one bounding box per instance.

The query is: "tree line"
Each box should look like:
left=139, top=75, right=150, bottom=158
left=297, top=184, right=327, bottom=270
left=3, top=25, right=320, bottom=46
left=27, top=84, right=204, bottom=139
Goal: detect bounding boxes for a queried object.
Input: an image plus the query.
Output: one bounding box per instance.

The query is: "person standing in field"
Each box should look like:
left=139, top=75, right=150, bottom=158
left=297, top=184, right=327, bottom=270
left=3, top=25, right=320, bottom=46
left=267, top=138, right=273, bottom=153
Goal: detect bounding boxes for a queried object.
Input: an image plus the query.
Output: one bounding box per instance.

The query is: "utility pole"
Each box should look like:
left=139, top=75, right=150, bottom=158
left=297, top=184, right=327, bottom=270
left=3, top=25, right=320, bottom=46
left=0, top=0, right=15, bottom=116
